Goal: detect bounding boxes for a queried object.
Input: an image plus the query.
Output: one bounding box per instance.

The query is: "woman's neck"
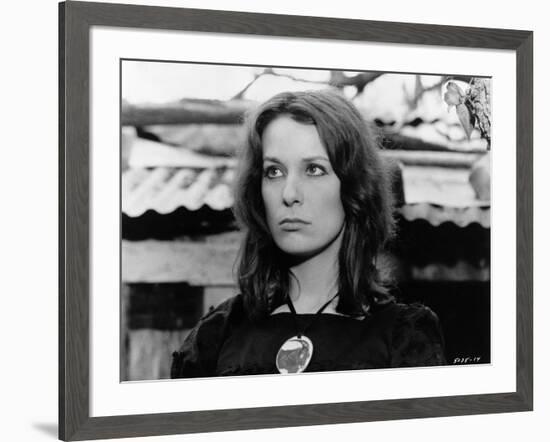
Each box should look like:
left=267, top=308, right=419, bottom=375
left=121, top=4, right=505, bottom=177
left=288, top=227, right=343, bottom=313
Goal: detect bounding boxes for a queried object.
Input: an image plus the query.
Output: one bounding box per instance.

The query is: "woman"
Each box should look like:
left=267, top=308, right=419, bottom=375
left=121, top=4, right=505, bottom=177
left=171, top=89, right=445, bottom=378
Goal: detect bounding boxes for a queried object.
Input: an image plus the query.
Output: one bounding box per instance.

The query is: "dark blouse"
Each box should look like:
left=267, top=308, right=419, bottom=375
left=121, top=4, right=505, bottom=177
left=171, top=294, right=446, bottom=378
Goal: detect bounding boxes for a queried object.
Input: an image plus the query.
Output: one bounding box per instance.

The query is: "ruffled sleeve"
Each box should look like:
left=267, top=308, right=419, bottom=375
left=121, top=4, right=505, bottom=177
left=390, top=303, right=446, bottom=367
left=170, top=294, right=243, bottom=378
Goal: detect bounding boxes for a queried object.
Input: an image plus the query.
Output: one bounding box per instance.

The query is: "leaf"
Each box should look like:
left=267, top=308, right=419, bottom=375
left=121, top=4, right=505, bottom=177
left=443, top=81, right=464, bottom=107
left=448, top=81, right=465, bottom=97
left=456, top=103, right=474, bottom=139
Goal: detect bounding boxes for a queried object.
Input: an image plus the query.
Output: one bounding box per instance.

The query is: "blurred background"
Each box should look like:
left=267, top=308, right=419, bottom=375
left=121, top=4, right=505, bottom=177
left=120, top=61, right=491, bottom=381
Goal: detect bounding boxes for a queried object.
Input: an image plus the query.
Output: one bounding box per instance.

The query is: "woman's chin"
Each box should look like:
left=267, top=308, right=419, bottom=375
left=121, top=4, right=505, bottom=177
left=273, top=229, right=343, bottom=261
left=275, top=240, right=323, bottom=260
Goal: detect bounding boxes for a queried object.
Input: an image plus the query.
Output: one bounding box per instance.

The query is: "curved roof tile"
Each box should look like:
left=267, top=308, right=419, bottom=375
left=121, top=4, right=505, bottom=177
left=122, top=166, right=490, bottom=228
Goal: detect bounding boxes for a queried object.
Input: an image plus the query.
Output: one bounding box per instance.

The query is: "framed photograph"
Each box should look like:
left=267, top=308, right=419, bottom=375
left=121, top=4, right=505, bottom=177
left=59, top=0, right=533, bottom=440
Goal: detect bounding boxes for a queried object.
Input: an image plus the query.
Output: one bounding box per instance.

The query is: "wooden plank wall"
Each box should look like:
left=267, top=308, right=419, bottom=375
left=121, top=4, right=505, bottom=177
left=122, top=233, right=241, bottom=284
left=127, top=328, right=191, bottom=381
left=122, top=282, right=236, bottom=381
left=121, top=231, right=240, bottom=381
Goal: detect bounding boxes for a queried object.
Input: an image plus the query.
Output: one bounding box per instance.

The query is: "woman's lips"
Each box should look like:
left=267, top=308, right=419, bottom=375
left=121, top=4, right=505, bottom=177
left=279, top=218, right=310, bottom=231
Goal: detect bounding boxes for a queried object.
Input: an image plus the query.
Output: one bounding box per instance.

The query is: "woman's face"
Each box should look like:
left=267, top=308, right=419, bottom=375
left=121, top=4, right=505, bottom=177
left=261, top=115, right=345, bottom=258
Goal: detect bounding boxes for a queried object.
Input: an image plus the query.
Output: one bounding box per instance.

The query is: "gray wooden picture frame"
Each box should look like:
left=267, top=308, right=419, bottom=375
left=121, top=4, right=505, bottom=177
left=59, top=1, right=533, bottom=440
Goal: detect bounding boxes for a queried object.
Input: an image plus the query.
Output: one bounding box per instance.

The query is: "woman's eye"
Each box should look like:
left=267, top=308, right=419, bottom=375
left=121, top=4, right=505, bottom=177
left=306, top=164, right=327, bottom=176
left=263, top=166, right=283, bottom=178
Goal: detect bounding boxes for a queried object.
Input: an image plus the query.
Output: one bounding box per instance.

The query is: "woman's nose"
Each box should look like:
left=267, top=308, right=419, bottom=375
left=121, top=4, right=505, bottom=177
left=282, top=176, right=303, bottom=206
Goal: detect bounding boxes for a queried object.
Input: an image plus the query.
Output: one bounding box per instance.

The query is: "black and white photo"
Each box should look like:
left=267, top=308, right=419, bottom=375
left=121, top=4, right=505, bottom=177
left=120, top=62, right=491, bottom=381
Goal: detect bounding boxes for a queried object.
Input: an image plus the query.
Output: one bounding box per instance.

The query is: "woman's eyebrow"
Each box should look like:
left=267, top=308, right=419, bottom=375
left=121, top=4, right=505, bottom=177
left=263, top=156, right=282, bottom=163
left=301, top=156, right=330, bottom=163
left=262, top=156, right=330, bottom=163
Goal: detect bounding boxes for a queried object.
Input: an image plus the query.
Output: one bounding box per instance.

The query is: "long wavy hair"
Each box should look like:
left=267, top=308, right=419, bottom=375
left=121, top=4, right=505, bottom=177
left=233, top=89, right=396, bottom=321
